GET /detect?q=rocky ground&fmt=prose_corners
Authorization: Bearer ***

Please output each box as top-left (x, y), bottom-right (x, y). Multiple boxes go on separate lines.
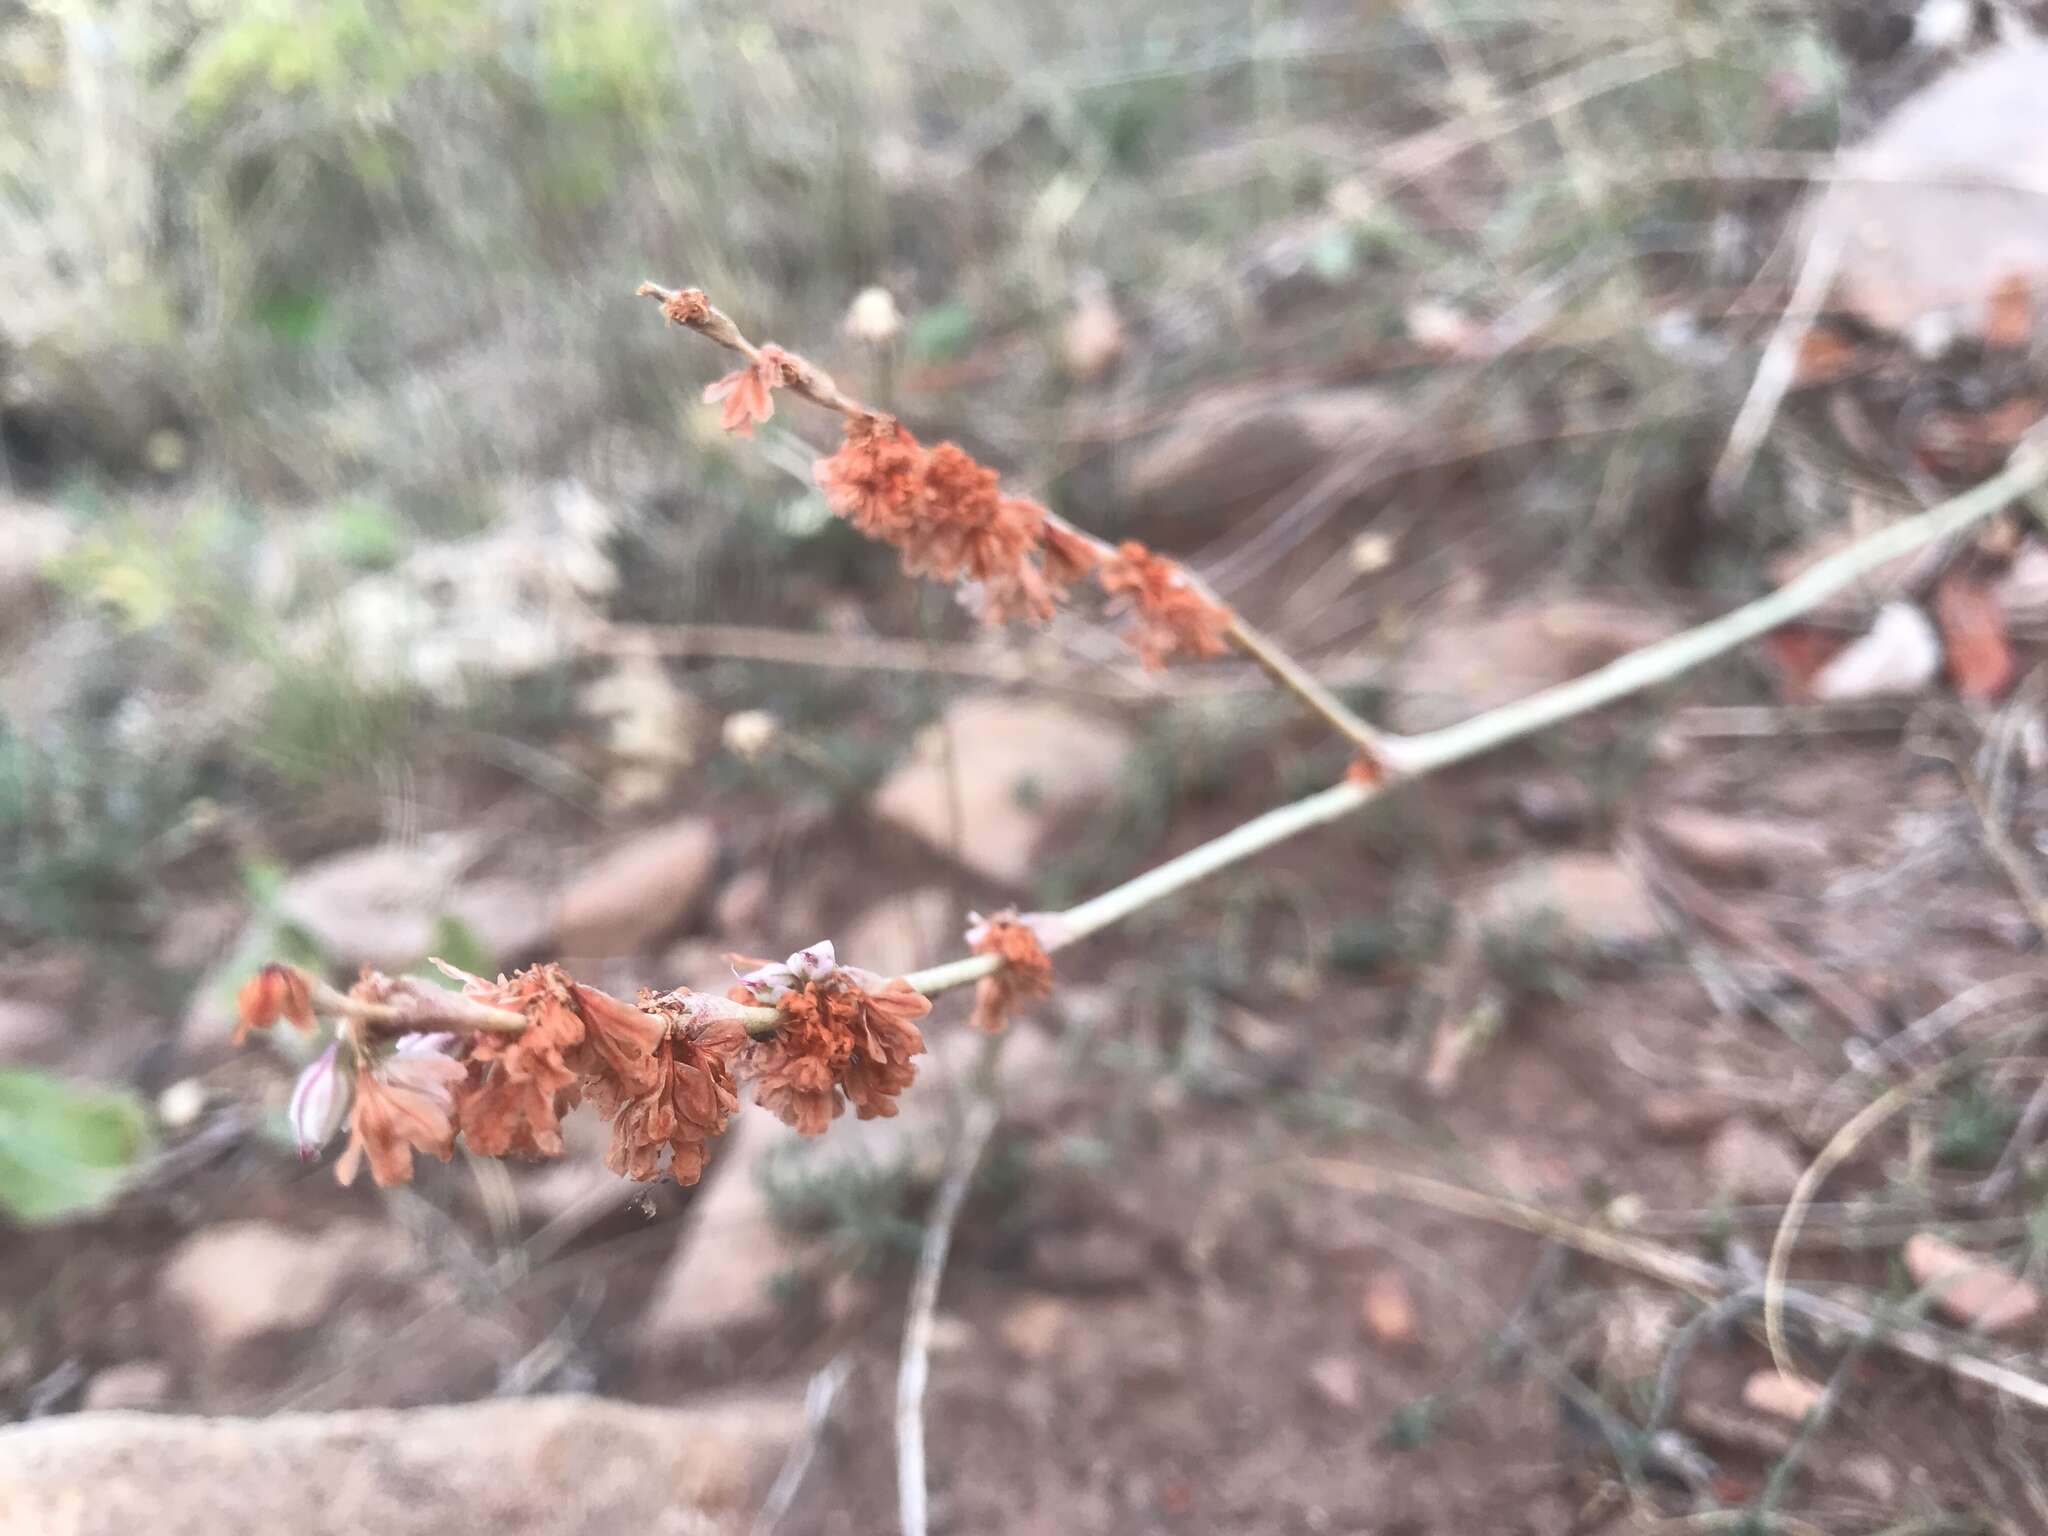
top-left (9, 9), bottom-right (2048, 1536)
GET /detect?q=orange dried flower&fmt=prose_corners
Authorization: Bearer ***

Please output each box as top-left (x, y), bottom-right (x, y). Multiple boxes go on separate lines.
top-left (1096, 539), bottom-right (1233, 669)
top-left (733, 945), bottom-right (930, 1132)
top-left (451, 964), bottom-right (664, 1159)
top-left (744, 984), bottom-right (851, 1135)
top-left (839, 973), bottom-right (930, 1120)
top-left (1040, 520), bottom-right (1101, 592)
top-left (814, 413), bottom-right (926, 540)
top-left (704, 344), bottom-right (798, 437)
top-left (966, 910), bottom-right (1056, 1035)
top-left (334, 1037), bottom-right (466, 1188)
top-left (656, 286), bottom-right (711, 328)
top-left (905, 442), bottom-right (1006, 581)
top-left (596, 992), bottom-right (745, 1185)
top-left (234, 963), bottom-right (316, 1045)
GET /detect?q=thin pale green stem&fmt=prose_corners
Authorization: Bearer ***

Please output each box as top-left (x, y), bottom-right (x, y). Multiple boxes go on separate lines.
top-left (899, 441), bottom-right (2048, 1006)
top-left (1385, 446), bottom-right (2048, 774)
top-left (1224, 615), bottom-right (1395, 765)
top-left (643, 290), bottom-right (2047, 1028)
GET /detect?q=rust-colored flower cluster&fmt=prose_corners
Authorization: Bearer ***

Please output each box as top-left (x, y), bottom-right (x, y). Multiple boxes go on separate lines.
top-left (639, 280), bottom-right (1238, 670)
top-left (1096, 540), bottom-right (1233, 668)
top-left (727, 941), bottom-right (931, 1134)
top-left (811, 414), bottom-right (1228, 666)
top-left (966, 910), bottom-right (1059, 1035)
top-left (233, 941), bottom-right (950, 1191)
top-left (593, 988), bottom-right (744, 1185)
top-left (236, 961), bottom-right (755, 1191)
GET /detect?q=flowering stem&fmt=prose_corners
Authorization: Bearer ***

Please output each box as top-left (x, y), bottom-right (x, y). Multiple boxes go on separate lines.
top-left (900, 435), bottom-right (2048, 1000)
top-left (637, 279), bottom-right (1402, 758)
top-left (305, 977), bottom-right (529, 1034)
top-left (1222, 613), bottom-right (1395, 765)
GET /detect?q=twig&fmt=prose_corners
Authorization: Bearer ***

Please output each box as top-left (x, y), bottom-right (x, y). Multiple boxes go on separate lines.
top-left (1630, 828), bottom-right (1886, 1042)
top-left (1305, 1157), bottom-right (2048, 1413)
top-left (752, 1353), bottom-right (855, 1536)
top-left (1764, 1030), bottom-right (2040, 1383)
top-left (895, 1098), bottom-right (999, 1536)
top-left (589, 618), bottom-right (1385, 698)
top-left (1707, 219), bottom-right (1843, 515)
top-left (1973, 1074), bottom-right (2048, 1208)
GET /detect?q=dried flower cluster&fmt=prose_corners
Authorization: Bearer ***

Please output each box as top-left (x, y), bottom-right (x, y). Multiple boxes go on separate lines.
top-left (235, 942), bottom-right (940, 1191)
top-left (727, 942), bottom-right (930, 1134)
top-left (812, 413), bottom-right (1227, 666)
top-left (966, 910), bottom-right (1059, 1035)
top-left (236, 960), bottom-right (755, 1190)
top-left (637, 281), bottom-right (1234, 671)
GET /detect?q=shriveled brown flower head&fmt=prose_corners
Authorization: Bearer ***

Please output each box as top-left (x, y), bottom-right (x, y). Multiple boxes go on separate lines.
top-left (594, 990), bottom-right (747, 1186)
top-left (450, 963), bottom-right (657, 1160)
top-left (704, 344), bottom-right (800, 438)
top-left (811, 418), bottom-right (1082, 631)
top-left (1097, 540), bottom-right (1233, 669)
top-left (334, 1034), bottom-right (467, 1188)
top-left (234, 963), bottom-right (316, 1045)
top-left (727, 943), bottom-right (930, 1133)
top-left (966, 910), bottom-right (1059, 1035)
top-left (815, 412), bottom-right (926, 541)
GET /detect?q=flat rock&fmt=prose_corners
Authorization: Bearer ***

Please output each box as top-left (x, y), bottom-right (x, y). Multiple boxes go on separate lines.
top-left (1706, 1119), bottom-right (1805, 1204)
top-left (1389, 600), bottom-right (1678, 732)
top-left (78, 1362), bottom-right (171, 1414)
top-left (870, 697), bottom-right (1132, 887)
top-left (837, 885), bottom-right (960, 978)
top-left (1478, 852), bottom-right (1662, 953)
top-left (554, 815), bottom-right (721, 958)
top-left (1904, 1232), bottom-right (2042, 1333)
top-left (0, 1393), bottom-right (798, 1536)
top-left (275, 834), bottom-right (553, 974)
top-left (1651, 807), bottom-right (1831, 885)
top-left (636, 1115), bottom-right (807, 1357)
top-left (1804, 38), bottom-right (2048, 341)
top-left (156, 1220), bottom-right (407, 1385)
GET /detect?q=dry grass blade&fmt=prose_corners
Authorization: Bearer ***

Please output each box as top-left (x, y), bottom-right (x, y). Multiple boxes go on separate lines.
top-left (1304, 1157), bottom-right (2048, 1414)
top-left (897, 1098), bottom-right (999, 1536)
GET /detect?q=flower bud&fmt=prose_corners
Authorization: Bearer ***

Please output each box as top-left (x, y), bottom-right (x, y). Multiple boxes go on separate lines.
top-left (289, 1043), bottom-right (353, 1160)
top-left (234, 963), bottom-right (317, 1045)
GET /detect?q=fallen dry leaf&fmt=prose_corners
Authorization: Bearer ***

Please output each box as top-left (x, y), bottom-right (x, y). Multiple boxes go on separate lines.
top-left (1933, 572), bottom-right (2015, 700)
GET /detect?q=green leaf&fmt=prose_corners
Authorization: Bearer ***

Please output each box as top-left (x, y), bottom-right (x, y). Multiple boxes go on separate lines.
top-left (0, 1069), bottom-right (154, 1226)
